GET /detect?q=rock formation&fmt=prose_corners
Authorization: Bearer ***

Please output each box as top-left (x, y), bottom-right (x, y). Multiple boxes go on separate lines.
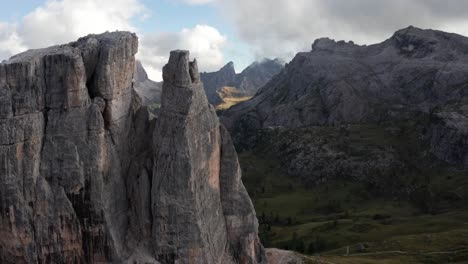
top-left (222, 26), bottom-right (468, 169)
top-left (0, 32), bottom-right (264, 263)
top-left (201, 59), bottom-right (283, 106)
top-left (150, 50), bottom-right (264, 263)
top-left (429, 112), bottom-right (468, 167)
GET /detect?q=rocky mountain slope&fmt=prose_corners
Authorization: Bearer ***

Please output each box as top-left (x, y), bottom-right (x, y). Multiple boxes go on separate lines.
top-left (201, 59), bottom-right (283, 105)
top-left (222, 26), bottom-right (468, 262)
top-left (0, 32), bottom-right (265, 263)
top-left (201, 62), bottom-right (237, 105)
top-left (223, 26), bottom-right (468, 170)
top-left (134, 60), bottom-right (162, 107)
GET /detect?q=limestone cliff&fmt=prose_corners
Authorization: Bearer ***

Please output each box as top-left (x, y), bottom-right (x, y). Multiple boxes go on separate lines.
top-left (0, 32), bottom-right (264, 264)
top-left (150, 50), bottom-right (264, 263)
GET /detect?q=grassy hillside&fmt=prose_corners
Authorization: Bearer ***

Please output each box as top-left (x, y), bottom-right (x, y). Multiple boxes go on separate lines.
top-left (216, 95), bottom-right (252, 110)
top-left (239, 144), bottom-right (468, 263)
top-left (215, 86), bottom-right (253, 110)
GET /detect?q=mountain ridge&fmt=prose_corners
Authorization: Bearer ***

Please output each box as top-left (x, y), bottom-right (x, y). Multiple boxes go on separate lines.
top-left (222, 26), bottom-right (468, 168)
top-left (201, 58), bottom-right (284, 105)
top-left (220, 26), bottom-right (468, 262)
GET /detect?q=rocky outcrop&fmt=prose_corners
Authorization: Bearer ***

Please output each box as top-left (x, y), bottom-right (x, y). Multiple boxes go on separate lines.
top-left (201, 59), bottom-right (283, 106)
top-left (151, 50), bottom-right (264, 263)
top-left (252, 126), bottom-right (403, 187)
top-left (0, 33), bottom-right (264, 263)
top-left (430, 112), bottom-right (468, 168)
top-left (222, 27), bottom-right (468, 169)
top-left (134, 60), bottom-right (162, 107)
top-left (0, 31), bottom-right (141, 263)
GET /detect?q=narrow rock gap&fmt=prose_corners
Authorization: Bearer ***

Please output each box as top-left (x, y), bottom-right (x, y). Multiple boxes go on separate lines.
top-left (86, 70), bottom-right (98, 100)
top-left (84, 47), bottom-right (101, 100)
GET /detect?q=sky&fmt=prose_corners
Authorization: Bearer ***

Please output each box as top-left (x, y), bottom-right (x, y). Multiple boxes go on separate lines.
top-left (1, 0), bottom-right (468, 81)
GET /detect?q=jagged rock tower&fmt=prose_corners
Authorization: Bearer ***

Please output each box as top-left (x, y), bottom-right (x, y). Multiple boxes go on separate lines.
top-left (151, 50), bottom-right (265, 263)
top-left (0, 33), bottom-right (264, 263)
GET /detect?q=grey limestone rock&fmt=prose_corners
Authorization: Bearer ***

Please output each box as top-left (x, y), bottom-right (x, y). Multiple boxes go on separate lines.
top-left (0, 31), bottom-right (141, 263)
top-left (430, 112), bottom-right (468, 167)
top-left (152, 50), bottom-right (265, 264)
top-left (0, 34), bottom-right (264, 264)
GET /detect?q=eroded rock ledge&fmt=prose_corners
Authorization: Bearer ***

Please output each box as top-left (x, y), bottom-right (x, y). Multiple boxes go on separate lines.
top-left (0, 33), bottom-right (264, 264)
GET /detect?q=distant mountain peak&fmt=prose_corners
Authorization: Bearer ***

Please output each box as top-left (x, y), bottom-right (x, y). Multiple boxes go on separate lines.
top-left (135, 60), bottom-right (148, 83)
top-left (219, 61), bottom-right (236, 73)
top-left (311, 37), bottom-right (357, 52)
top-left (200, 58), bottom-right (283, 105)
top-left (222, 26), bottom-right (468, 168)
top-left (225, 61), bottom-right (235, 67)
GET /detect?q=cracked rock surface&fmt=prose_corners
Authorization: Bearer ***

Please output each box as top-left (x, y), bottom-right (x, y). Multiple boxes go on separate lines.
top-left (0, 33), bottom-right (264, 264)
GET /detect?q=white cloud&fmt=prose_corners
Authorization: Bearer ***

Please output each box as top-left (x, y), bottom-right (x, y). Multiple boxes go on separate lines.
top-left (0, 22), bottom-right (27, 60)
top-left (0, 0), bottom-right (227, 82)
top-left (139, 25), bottom-right (227, 81)
top-left (0, 0), bottom-right (146, 60)
top-left (214, 0), bottom-right (468, 61)
top-left (179, 25), bottom-right (226, 71)
top-left (19, 0), bottom-right (146, 49)
top-left (6, 0), bottom-right (468, 82)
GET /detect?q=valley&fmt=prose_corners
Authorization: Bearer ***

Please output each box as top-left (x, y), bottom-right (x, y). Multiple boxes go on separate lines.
top-left (241, 142), bottom-right (468, 263)
top-left (222, 28), bottom-right (468, 262)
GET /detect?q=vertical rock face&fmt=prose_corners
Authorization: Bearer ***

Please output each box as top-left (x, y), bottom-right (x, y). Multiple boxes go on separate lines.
top-left (152, 50), bottom-right (264, 263)
top-left (0, 32), bottom-right (140, 264)
top-left (0, 35), bottom-right (264, 263)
